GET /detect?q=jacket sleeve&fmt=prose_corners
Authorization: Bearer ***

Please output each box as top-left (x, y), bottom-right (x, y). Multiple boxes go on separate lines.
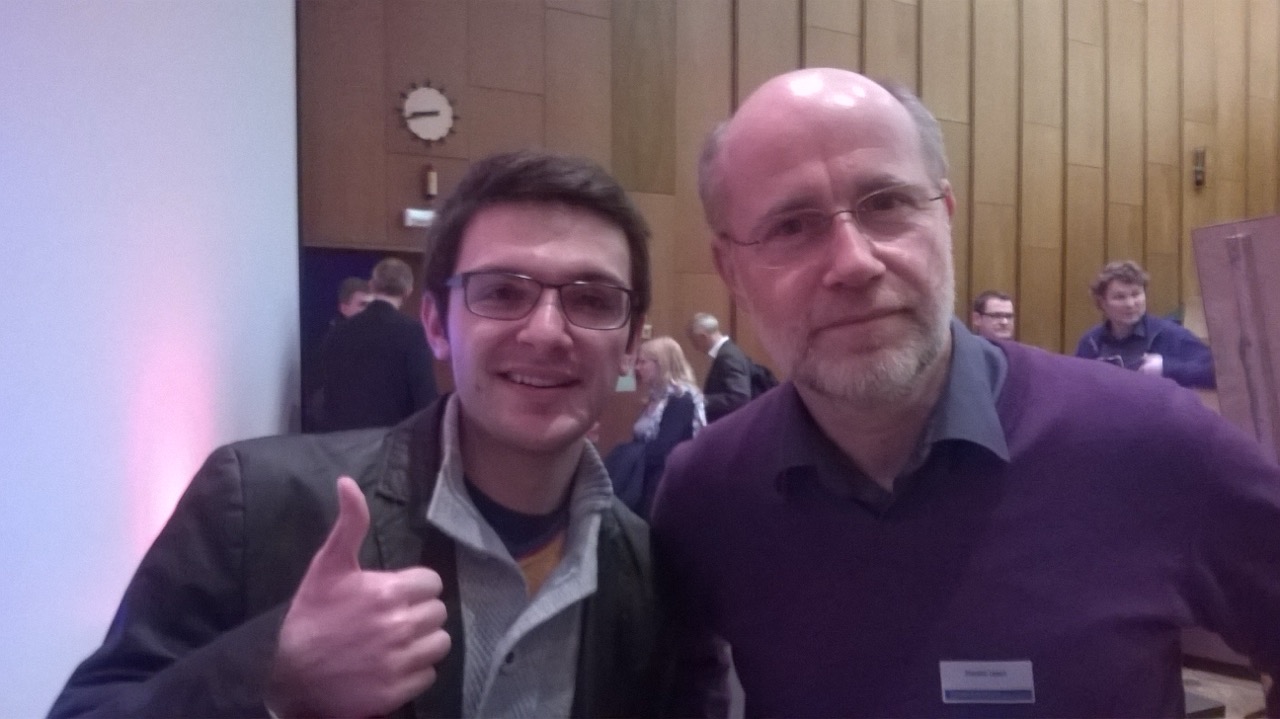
top-left (703, 350), bottom-right (752, 421)
top-left (1156, 324), bottom-right (1216, 389)
top-left (48, 446), bottom-right (287, 718)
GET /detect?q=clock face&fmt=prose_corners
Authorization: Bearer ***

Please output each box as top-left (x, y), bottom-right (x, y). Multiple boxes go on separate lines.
top-left (401, 85), bottom-right (455, 144)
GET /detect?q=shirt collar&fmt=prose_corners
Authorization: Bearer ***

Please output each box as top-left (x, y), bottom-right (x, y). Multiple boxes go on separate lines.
top-left (771, 318), bottom-right (1010, 507)
top-left (426, 395), bottom-right (612, 558)
top-left (1106, 313), bottom-right (1149, 341)
top-left (708, 335), bottom-right (730, 358)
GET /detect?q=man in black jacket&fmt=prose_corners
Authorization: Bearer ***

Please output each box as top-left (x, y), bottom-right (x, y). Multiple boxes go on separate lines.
top-left (315, 257), bottom-right (438, 431)
top-left (688, 312), bottom-right (753, 421)
top-left (49, 151), bottom-right (672, 718)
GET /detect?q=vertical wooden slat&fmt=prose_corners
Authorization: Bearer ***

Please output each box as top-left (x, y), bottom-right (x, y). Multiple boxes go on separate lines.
top-left (612, 0), bottom-right (676, 194)
top-left (1182, 1), bottom-right (1216, 306)
top-left (546, 8), bottom-right (612, 166)
top-left (1064, 0), bottom-right (1106, 348)
top-left (736, 0), bottom-right (802, 101)
top-left (805, 0), bottom-right (862, 70)
top-left (1146, 0), bottom-right (1181, 309)
top-left (921, 0), bottom-right (971, 316)
top-left (970, 0), bottom-right (1018, 302)
top-left (863, 0), bottom-right (920, 90)
top-left (1249, 0), bottom-right (1280, 215)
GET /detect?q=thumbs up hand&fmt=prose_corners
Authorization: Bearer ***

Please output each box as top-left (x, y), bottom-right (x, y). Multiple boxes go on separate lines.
top-left (267, 476), bottom-right (451, 718)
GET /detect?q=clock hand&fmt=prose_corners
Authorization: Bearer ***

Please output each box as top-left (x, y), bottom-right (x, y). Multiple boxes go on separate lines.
top-left (405, 109), bottom-right (441, 119)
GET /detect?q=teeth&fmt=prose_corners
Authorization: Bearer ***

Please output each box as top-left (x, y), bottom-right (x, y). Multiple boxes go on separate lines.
top-left (507, 373), bottom-right (567, 388)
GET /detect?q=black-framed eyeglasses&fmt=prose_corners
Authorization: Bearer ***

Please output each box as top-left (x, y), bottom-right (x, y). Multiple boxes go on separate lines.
top-left (445, 271), bottom-right (634, 331)
top-left (978, 311), bottom-right (1015, 321)
top-left (727, 183), bottom-right (946, 268)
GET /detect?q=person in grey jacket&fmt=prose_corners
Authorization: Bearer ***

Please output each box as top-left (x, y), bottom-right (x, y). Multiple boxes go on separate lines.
top-left (49, 150), bottom-right (673, 718)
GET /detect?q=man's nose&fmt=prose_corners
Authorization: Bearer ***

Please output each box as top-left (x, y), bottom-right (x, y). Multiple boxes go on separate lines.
top-left (519, 288), bottom-right (572, 340)
top-left (824, 211), bottom-right (885, 286)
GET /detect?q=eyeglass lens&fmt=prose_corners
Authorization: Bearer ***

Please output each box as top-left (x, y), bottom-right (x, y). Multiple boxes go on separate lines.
top-left (460, 271), bottom-right (630, 330)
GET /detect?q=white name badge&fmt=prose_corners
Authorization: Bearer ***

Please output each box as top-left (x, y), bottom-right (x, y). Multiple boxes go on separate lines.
top-left (939, 660), bottom-right (1035, 704)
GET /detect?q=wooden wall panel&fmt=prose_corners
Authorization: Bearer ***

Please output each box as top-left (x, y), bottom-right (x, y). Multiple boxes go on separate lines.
top-left (1064, 164), bottom-right (1105, 348)
top-left (468, 1), bottom-right (545, 93)
top-left (1247, 0), bottom-right (1279, 216)
top-left (1067, 41), bottom-right (1104, 169)
top-left (940, 120), bottom-right (972, 317)
top-left (863, 0), bottom-right (920, 90)
top-left (970, 202), bottom-right (1017, 299)
top-left (1146, 161), bottom-right (1182, 257)
top-left (674, 0), bottom-right (731, 276)
top-left (737, 0), bottom-right (801, 101)
top-left (384, 1), bottom-right (467, 159)
top-left (1215, 0), bottom-right (1248, 186)
top-left (545, 9), bottom-right (612, 165)
top-left (921, 0), bottom-right (971, 124)
top-left (1106, 0), bottom-right (1144, 207)
top-left (806, 0), bottom-right (862, 34)
top-left (1022, 0), bottom-right (1063, 129)
top-left (1182, 119), bottom-right (1215, 301)
top-left (464, 88), bottom-right (544, 158)
top-left (631, 191), bottom-right (678, 339)
top-left (1019, 245), bottom-right (1064, 350)
top-left (1146, 0), bottom-right (1180, 167)
top-left (298, 1), bottom-right (387, 248)
top-left (612, 0), bottom-right (676, 194)
top-left (1107, 201), bottom-right (1144, 263)
top-left (1182, 0), bottom-right (1215, 124)
top-left (1247, 101), bottom-right (1279, 217)
top-left (546, 0), bottom-right (609, 17)
top-left (804, 26), bottom-right (861, 70)
top-left (971, 0), bottom-right (1018, 206)
top-left (1021, 124), bottom-right (1064, 251)
top-left (1067, 0), bottom-right (1103, 45)
top-left (1144, 250), bottom-right (1181, 322)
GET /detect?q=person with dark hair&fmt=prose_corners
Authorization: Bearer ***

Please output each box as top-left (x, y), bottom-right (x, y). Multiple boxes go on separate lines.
top-left (49, 150), bottom-right (671, 718)
top-left (651, 68), bottom-right (1280, 717)
top-left (969, 289), bottom-right (1014, 341)
top-left (336, 275), bottom-right (371, 320)
top-left (1075, 259), bottom-right (1215, 388)
top-left (314, 256), bottom-right (438, 431)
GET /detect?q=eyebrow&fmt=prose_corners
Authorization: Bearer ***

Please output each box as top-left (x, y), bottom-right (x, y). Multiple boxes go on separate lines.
top-left (460, 265), bottom-right (631, 288)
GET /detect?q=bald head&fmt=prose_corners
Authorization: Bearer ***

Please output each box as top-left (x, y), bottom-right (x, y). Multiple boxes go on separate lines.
top-left (698, 69), bottom-right (948, 234)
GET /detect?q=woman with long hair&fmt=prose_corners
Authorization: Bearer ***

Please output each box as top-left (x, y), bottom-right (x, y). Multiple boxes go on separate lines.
top-left (606, 336), bottom-right (706, 518)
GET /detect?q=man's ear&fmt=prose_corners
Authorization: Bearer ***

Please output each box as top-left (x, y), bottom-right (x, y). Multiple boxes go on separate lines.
top-left (711, 237), bottom-right (747, 305)
top-left (940, 179), bottom-right (956, 218)
top-left (421, 292), bottom-right (451, 361)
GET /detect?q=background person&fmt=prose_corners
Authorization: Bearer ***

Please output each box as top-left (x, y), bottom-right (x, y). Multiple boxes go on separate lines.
top-left (335, 275), bottom-right (371, 321)
top-left (686, 312), bottom-right (753, 421)
top-left (49, 150), bottom-right (672, 719)
top-left (651, 67), bottom-right (1280, 718)
top-left (969, 289), bottom-right (1014, 341)
top-left (1074, 259), bottom-right (1216, 388)
top-left (315, 257), bottom-right (439, 431)
top-left (605, 336), bottom-right (705, 519)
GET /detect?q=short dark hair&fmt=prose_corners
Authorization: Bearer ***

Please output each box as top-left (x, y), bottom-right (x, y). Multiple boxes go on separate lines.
top-left (337, 276), bottom-right (368, 303)
top-left (422, 150), bottom-right (651, 334)
top-left (369, 257), bottom-right (414, 297)
top-left (1090, 260), bottom-right (1150, 298)
top-left (972, 290), bottom-right (1012, 314)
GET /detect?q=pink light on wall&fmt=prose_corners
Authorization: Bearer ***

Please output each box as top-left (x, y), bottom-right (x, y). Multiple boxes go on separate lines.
top-left (124, 320), bottom-right (216, 556)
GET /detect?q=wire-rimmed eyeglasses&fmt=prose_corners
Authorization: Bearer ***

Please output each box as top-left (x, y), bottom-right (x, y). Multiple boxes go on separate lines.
top-left (445, 270), bottom-right (634, 331)
top-left (727, 183), bottom-right (946, 268)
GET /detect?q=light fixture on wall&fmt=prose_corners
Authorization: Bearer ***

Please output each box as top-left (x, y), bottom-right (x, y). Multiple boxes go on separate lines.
top-left (1193, 147), bottom-right (1206, 188)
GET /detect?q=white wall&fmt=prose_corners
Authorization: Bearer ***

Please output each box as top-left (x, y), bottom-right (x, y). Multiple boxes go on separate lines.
top-left (0, 2), bottom-right (298, 715)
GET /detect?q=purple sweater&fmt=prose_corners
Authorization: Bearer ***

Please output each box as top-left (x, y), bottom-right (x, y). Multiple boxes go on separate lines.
top-left (652, 335), bottom-right (1280, 718)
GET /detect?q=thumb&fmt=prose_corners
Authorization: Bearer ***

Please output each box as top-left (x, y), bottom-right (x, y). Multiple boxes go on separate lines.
top-left (308, 476), bottom-right (371, 578)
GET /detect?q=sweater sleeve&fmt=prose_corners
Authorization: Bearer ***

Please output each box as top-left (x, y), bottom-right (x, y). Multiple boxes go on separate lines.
top-left (1156, 323), bottom-right (1216, 388)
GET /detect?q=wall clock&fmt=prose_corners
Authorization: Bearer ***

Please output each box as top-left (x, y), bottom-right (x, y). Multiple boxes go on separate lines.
top-left (399, 82), bottom-right (456, 146)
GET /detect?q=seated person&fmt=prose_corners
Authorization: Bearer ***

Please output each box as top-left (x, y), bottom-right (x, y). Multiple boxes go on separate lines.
top-left (1075, 259), bottom-right (1216, 388)
top-left (606, 336), bottom-right (705, 519)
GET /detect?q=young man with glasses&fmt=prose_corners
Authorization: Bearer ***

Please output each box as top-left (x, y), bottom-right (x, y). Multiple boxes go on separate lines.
top-left (651, 68), bottom-right (1280, 717)
top-left (50, 151), bottom-right (672, 718)
top-left (969, 289), bottom-right (1016, 341)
